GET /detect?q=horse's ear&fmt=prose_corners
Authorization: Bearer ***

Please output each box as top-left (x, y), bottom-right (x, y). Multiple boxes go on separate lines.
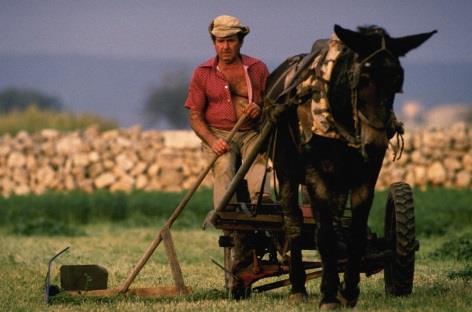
top-left (389, 30), bottom-right (437, 57)
top-left (334, 24), bottom-right (377, 57)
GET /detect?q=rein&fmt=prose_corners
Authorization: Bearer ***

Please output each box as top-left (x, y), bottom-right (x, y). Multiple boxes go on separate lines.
top-left (347, 35), bottom-right (403, 158)
top-left (358, 111), bottom-right (386, 130)
top-left (349, 36), bottom-right (390, 138)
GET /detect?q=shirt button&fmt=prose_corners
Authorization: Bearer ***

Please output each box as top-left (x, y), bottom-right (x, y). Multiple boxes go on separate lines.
top-left (225, 85), bottom-right (228, 89)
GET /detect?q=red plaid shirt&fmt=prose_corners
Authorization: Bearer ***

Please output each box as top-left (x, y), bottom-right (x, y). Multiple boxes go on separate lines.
top-left (185, 54), bottom-right (269, 131)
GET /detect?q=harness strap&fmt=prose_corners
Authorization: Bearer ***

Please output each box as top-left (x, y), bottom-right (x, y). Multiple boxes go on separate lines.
top-left (269, 128), bottom-right (280, 201)
top-left (265, 54), bottom-right (306, 101)
top-left (389, 131), bottom-right (404, 161)
top-left (347, 35), bottom-right (402, 155)
top-left (275, 51), bottom-right (321, 102)
top-left (358, 110), bottom-right (387, 130)
top-left (331, 120), bottom-right (361, 148)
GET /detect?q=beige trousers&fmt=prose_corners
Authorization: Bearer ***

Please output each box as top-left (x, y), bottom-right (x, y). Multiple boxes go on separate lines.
top-left (202, 127), bottom-right (271, 209)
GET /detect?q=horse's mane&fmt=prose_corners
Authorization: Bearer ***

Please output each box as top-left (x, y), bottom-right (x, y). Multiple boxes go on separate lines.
top-left (357, 25), bottom-right (389, 36)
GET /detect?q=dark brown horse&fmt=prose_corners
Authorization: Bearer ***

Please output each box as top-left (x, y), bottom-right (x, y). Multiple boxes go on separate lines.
top-left (264, 25), bottom-right (435, 309)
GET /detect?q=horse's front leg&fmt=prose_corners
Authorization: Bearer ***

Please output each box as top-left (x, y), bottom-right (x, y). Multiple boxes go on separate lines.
top-left (341, 154), bottom-right (385, 306)
top-left (278, 176), bottom-right (306, 295)
top-left (339, 184), bottom-right (373, 306)
top-left (304, 165), bottom-right (340, 305)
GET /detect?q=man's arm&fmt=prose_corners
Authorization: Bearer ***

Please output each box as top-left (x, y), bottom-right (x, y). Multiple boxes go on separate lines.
top-left (189, 109), bottom-right (229, 155)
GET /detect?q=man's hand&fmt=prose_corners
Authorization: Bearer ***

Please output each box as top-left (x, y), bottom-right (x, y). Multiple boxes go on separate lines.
top-left (210, 138), bottom-right (230, 155)
top-left (244, 102), bottom-right (262, 119)
top-left (190, 110), bottom-right (230, 155)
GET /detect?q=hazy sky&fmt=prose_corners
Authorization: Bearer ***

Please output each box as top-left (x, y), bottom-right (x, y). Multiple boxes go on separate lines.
top-left (1, 0), bottom-right (470, 64)
top-left (1, 0), bottom-right (471, 127)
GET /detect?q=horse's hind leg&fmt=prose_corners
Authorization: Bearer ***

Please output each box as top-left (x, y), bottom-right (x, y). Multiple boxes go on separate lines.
top-left (279, 177), bottom-right (306, 295)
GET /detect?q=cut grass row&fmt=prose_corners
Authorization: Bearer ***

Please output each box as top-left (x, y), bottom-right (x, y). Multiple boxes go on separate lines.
top-left (0, 226), bottom-right (471, 311)
top-left (0, 187), bottom-right (470, 311)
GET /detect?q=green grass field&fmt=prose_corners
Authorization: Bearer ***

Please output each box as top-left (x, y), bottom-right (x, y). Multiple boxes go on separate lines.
top-left (0, 188), bottom-right (471, 311)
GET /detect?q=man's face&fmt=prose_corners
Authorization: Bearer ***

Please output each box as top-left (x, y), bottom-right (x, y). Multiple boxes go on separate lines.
top-left (214, 35), bottom-right (242, 64)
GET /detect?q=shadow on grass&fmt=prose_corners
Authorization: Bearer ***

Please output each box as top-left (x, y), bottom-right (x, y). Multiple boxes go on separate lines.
top-left (48, 286), bottom-right (307, 306)
top-left (48, 287), bottom-right (229, 306)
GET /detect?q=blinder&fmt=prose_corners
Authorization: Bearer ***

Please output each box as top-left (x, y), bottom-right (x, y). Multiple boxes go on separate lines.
top-left (345, 35), bottom-right (405, 158)
top-left (349, 36), bottom-right (403, 95)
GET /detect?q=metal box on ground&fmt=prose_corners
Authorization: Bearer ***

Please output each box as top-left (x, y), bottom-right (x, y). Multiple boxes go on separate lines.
top-left (60, 265), bottom-right (108, 291)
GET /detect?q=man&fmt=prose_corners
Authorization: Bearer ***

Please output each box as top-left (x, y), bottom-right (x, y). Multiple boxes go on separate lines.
top-left (184, 15), bottom-right (271, 297)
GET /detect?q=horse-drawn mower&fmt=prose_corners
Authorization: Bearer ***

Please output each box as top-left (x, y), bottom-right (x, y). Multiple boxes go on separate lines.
top-left (210, 180), bottom-right (418, 297)
top-left (44, 24), bottom-right (434, 307)
top-left (201, 25), bottom-right (434, 302)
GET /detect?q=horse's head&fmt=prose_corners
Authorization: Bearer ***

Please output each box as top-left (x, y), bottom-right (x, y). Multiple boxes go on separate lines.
top-left (333, 25), bottom-right (436, 155)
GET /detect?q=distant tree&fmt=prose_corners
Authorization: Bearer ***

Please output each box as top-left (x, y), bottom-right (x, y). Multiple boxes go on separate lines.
top-left (0, 87), bottom-right (63, 114)
top-left (144, 70), bottom-right (190, 129)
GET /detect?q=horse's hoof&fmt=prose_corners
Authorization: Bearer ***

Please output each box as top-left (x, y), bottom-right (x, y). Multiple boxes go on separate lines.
top-left (288, 291), bottom-right (308, 303)
top-left (337, 286), bottom-right (359, 308)
top-left (319, 301), bottom-right (341, 311)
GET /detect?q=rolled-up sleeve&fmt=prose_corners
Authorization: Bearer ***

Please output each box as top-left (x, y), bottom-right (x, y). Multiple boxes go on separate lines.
top-left (184, 68), bottom-right (207, 112)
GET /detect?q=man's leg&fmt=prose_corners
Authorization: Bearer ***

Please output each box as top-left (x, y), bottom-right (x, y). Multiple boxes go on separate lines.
top-left (240, 130), bottom-right (271, 202)
top-left (201, 130), bottom-right (238, 209)
top-left (202, 130), bottom-right (248, 296)
top-left (204, 130), bottom-right (260, 298)
top-left (224, 130), bottom-right (269, 298)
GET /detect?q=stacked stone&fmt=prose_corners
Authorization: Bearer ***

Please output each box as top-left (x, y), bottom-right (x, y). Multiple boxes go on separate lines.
top-left (377, 122), bottom-right (471, 190)
top-left (0, 123), bottom-right (470, 197)
top-left (0, 126), bottom-right (210, 197)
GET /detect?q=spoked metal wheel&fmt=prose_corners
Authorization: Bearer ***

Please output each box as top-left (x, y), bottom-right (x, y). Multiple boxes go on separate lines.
top-left (383, 182), bottom-right (418, 296)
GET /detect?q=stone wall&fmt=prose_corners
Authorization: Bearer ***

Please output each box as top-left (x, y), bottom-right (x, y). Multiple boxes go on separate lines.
top-left (0, 126), bottom-right (209, 197)
top-left (0, 123), bottom-right (470, 197)
top-left (377, 122), bottom-right (471, 190)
